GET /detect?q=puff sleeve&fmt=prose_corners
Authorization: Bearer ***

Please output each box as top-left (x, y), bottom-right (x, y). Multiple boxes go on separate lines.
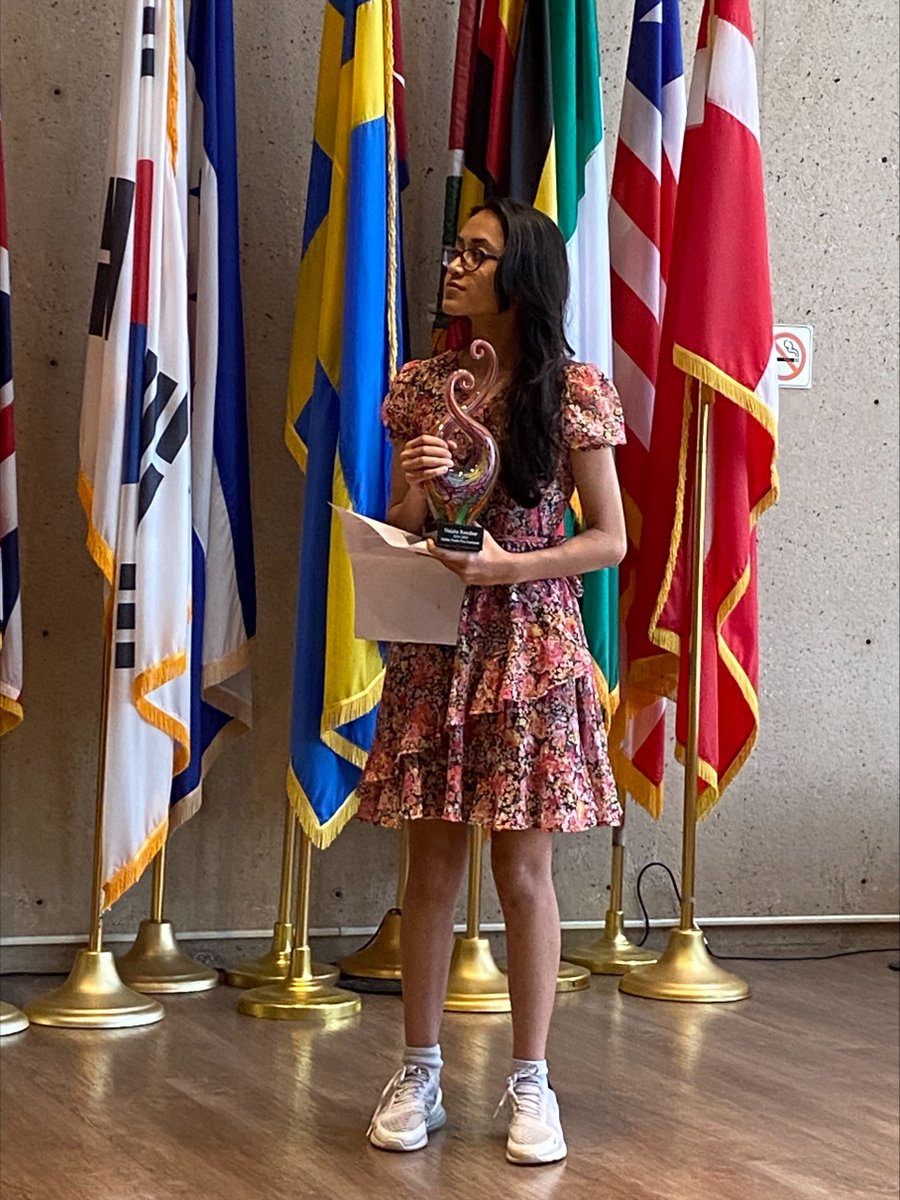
top-left (380, 359), bottom-right (424, 442)
top-left (561, 362), bottom-right (626, 450)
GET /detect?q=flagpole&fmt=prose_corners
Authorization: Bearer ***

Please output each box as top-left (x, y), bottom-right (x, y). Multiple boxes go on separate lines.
top-left (564, 797), bottom-right (659, 973)
top-left (444, 826), bottom-right (511, 1012)
top-left (225, 802), bottom-right (338, 989)
top-left (24, 633), bottom-right (165, 1028)
top-left (444, 825), bottom-right (590, 1008)
top-left (116, 842), bottom-right (219, 992)
top-left (237, 831), bottom-right (360, 1022)
top-left (619, 382), bottom-right (749, 1002)
top-left (382, 0), bottom-right (400, 373)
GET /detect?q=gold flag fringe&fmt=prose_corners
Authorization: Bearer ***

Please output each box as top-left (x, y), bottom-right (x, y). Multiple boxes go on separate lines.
top-left (77, 472), bottom-right (115, 584)
top-left (634, 348), bottom-right (778, 813)
top-left (0, 694), bottom-right (24, 735)
top-left (134, 649), bottom-right (191, 774)
top-left (102, 815), bottom-right (169, 910)
top-left (286, 763), bottom-right (359, 850)
top-left (166, 0), bottom-right (179, 172)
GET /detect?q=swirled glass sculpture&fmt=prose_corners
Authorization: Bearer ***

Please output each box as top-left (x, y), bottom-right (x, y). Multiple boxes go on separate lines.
top-left (424, 339), bottom-right (500, 548)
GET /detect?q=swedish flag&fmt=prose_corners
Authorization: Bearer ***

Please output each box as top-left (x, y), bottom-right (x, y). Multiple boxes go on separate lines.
top-left (285, 0), bottom-right (408, 846)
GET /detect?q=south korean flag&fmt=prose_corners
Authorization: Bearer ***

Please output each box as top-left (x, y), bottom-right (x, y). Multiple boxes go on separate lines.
top-left (79, 0), bottom-right (192, 908)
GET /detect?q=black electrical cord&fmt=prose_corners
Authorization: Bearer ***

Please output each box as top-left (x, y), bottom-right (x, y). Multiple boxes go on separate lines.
top-left (0, 971), bottom-right (74, 980)
top-left (714, 946), bottom-right (900, 962)
top-left (634, 860), bottom-right (681, 946)
top-left (633, 859), bottom-right (899, 963)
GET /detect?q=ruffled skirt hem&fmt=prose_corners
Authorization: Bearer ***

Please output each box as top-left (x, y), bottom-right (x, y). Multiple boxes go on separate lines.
top-left (356, 576), bottom-right (622, 833)
top-left (357, 675), bottom-right (622, 834)
top-left (355, 801), bottom-right (620, 834)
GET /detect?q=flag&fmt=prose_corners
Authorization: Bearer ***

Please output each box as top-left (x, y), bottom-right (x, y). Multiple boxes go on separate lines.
top-left (434, 0), bottom-right (533, 345)
top-left (436, 0), bottom-right (610, 364)
top-left (78, 0), bottom-right (192, 907)
top-left (284, 0), bottom-right (408, 847)
top-left (607, 0), bottom-right (686, 816)
top-left (436, 0), bottom-right (619, 720)
top-left (545, 0), bottom-right (617, 720)
top-left (0, 115), bottom-right (24, 734)
top-left (619, 0), bottom-right (778, 816)
top-left (171, 0), bottom-right (257, 825)
top-left (547, 0), bottom-right (612, 375)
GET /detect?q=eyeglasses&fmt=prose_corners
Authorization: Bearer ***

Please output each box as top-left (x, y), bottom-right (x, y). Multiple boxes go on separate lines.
top-left (441, 245), bottom-right (501, 273)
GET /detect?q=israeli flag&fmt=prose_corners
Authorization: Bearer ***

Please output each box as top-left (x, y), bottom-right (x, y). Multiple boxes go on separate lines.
top-left (173, 0), bottom-right (256, 826)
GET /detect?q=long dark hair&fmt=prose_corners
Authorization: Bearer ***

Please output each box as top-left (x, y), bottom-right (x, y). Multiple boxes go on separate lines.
top-left (475, 198), bottom-right (571, 507)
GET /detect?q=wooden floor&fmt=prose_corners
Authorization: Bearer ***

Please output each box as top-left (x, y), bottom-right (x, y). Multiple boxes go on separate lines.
top-left (1, 953), bottom-right (898, 1200)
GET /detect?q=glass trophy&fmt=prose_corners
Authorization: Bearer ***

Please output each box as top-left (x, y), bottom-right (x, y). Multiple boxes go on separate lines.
top-left (425, 339), bottom-right (500, 551)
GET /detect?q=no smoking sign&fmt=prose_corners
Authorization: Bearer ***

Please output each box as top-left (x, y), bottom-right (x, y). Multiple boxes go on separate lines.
top-left (774, 324), bottom-right (813, 389)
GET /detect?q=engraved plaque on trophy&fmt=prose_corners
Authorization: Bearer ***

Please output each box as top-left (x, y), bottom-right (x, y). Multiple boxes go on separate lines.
top-left (424, 339), bottom-right (500, 552)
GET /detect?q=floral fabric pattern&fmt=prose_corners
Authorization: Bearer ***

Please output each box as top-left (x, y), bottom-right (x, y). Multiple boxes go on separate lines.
top-left (356, 351), bottom-right (625, 833)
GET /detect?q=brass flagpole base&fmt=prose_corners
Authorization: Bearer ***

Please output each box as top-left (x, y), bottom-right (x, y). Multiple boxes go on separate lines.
top-left (237, 948), bottom-right (360, 1023)
top-left (116, 920), bottom-right (219, 993)
top-left (24, 949), bottom-right (165, 1028)
top-left (564, 910), bottom-right (659, 975)
top-left (339, 908), bottom-right (403, 981)
top-left (224, 922), bottom-right (338, 989)
top-left (444, 936), bottom-right (511, 1013)
top-left (224, 922), bottom-right (293, 989)
top-left (0, 1002), bottom-right (29, 1036)
top-left (556, 960), bottom-right (591, 992)
top-left (618, 928), bottom-right (749, 1003)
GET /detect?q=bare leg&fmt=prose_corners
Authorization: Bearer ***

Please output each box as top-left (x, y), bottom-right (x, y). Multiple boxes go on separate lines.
top-left (401, 819), bottom-right (469, 1047)
top-left (491, 830), bottom-right (559, 1061)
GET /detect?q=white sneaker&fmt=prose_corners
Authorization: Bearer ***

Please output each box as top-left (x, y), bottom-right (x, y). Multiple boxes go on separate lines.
top-left (495, 1066), bottom-right (567, 1165)
top-left (367, 1064), bottom-right (447, 1152)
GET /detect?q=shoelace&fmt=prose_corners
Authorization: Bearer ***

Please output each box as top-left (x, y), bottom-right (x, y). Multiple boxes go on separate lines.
top-left (493, 1067), bottom-right (547, 1120)
top-left (367, 1064), bottom-right (434, 1136)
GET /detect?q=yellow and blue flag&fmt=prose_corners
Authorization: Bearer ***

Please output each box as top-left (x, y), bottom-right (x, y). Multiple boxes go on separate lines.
top-left (285, 0), bottom-right (408, 847)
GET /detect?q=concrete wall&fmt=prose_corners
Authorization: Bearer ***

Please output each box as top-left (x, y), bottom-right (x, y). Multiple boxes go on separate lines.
top-left (1, 0), bottom-right (897, 961)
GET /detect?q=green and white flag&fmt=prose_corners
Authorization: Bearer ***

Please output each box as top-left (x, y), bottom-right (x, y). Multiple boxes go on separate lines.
top-left (550, 0), bottom-right (618, 722)
top-left (551, 0), bottom-right (612, 377)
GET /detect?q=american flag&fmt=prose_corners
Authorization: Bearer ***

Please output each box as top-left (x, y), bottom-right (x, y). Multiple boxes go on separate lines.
top-left (608, 0), bottom-right (686, 816)
top-left (0, 114), bottom-right (23, 735)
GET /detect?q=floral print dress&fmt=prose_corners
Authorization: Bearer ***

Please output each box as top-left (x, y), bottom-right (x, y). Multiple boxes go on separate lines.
top-left (356, 351), bottom-right (625, 833)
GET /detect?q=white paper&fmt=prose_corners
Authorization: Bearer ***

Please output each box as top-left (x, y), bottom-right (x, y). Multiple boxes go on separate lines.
top-left (333, 507), bottom-right (466, 645)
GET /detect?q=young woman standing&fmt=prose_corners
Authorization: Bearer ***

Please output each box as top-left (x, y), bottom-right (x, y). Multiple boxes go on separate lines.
top-left (357, 198), bottom-right (626, 1166)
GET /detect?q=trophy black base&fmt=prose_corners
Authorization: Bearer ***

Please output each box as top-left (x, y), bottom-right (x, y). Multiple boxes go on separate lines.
top-left (435, 523), bottom-right (484, 552)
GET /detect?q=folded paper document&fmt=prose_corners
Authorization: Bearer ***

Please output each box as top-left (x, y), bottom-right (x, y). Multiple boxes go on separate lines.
top-left (333, 507), bottom-right (466, 645)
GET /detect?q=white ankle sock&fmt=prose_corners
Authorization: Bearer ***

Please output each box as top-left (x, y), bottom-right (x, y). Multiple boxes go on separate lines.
top-left (511, 1057), bottom-right (548, 1080)
top-left (403, 1044), bottom-right (442, 1073)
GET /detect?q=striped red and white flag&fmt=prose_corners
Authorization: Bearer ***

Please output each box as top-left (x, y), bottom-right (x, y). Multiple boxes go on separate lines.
top-left (608, 0), bottom-right (686, 816)
top-left (0, 114), bottom-right (24, 735)
top-left (618, 0), bottom-right (778, 816)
